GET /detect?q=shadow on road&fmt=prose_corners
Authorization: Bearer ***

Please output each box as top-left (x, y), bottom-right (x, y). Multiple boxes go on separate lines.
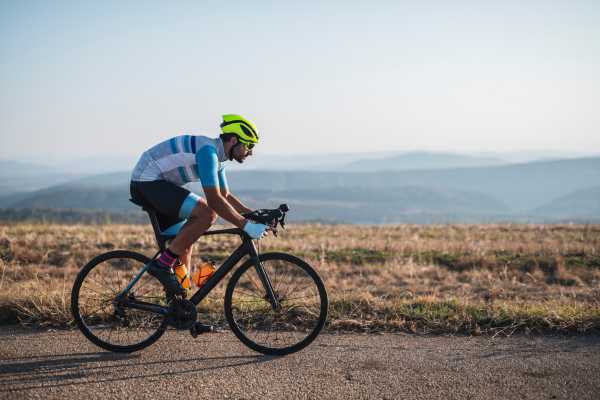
top-left (0, 350), bottom-right (278, 393)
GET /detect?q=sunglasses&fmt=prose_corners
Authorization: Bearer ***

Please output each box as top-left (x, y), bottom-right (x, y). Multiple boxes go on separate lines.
top-left (239, 140), bottom-right (255, 150)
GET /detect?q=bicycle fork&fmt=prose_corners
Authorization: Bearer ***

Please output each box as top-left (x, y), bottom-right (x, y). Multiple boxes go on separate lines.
top-left (247, 241), bottom-right (280, 310)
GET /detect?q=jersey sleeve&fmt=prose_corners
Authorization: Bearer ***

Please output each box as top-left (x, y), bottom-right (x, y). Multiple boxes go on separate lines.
top-left (195, 145), bottom-right (220, 188)
top-left (218, 167), bottom-right (229, 192)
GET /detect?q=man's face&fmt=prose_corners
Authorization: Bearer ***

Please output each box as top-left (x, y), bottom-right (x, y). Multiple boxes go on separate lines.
top-left (232, 141), bottom-right (253, 163)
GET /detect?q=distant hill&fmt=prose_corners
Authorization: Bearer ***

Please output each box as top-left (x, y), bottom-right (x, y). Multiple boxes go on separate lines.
top-left (0, 171), bottom-right (132, 208)
top-left (532, 187), bottom-right (600, 219)
top-left (248, 186), bottom-right (509, 212)
top-left (0, 207), bottom-right (146, 224)
top-left (227, 156), bottom-right (600, 211)
top-left (0, 160), bottom-right (82, 193)
top-left (3, 184), bottom-right (134, 211)
top-left (0, 183), bottom-right (510, 223)
top-left (64, 171), bottom-right (132, 188)
top-left (342, 152), bottom-right (506, 172)
top-left (0, 160), bottom-right (51, 175)
top-left (1, 156), bottom-right (599, 223)
top-left (234, 186), bottom-right (511, 223)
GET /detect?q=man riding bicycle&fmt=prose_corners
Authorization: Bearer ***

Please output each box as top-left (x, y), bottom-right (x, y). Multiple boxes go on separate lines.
top-left (130, 114), bottom-right (268, 296)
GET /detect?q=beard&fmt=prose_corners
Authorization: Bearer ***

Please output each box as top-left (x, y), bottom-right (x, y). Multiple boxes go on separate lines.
top-left (230, 142), bottom-right (247, 163)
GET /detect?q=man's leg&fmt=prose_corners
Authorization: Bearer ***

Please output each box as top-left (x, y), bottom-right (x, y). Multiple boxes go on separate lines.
top-left (168, 198), bottom-right (218, 256)
top-left (182, 245), bottom-right (193, 269)
top-left (132, 181), bottom-right (215, 295)
top-left (148, 200), bottom-right (216, 295)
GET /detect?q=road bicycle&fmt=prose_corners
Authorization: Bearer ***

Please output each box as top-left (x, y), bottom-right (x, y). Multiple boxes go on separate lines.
top-left (71, 203), bottom-right (328, 356)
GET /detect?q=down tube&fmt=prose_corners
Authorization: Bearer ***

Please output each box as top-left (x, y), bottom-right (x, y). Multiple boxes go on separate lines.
top-left (189, 243), bottom-right (249, 305)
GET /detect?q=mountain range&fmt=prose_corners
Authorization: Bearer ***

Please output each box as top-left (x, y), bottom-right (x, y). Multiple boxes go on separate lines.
top-left (0, 154), bottom-right (598, 224)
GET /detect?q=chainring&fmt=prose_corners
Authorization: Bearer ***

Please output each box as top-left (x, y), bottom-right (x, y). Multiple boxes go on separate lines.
top-left (166, 298), bottom-right (198, 330)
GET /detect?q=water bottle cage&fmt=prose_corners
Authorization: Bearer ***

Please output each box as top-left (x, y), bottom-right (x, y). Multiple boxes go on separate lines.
top-left (243, 204), bottom-right (289, 237)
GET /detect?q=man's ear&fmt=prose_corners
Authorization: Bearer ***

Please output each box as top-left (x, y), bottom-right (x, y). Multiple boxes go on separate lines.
top-left (226, 136), bottom-right (238, 146)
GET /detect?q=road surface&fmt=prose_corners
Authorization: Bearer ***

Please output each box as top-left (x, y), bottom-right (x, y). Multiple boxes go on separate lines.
top-left (1, 327), bottom-right (599, 399)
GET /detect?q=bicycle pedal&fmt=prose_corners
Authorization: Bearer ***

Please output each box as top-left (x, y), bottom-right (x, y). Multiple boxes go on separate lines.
top-left (189, 322), bottom-right (214, 338)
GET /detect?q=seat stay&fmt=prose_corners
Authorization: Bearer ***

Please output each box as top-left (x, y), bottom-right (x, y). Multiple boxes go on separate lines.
top-left (116, 250), bottom-right (160, 299)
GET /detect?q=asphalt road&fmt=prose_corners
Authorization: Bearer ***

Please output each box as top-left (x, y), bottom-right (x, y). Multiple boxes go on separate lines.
top-left (1, 327), bottom-right (599, 400)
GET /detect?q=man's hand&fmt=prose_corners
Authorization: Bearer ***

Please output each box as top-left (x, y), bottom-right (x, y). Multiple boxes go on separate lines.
top-left (243, 220), bottom-right (268, 239)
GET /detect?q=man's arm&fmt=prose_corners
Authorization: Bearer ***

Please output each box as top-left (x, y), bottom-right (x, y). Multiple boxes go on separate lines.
top-left (222, 190), bottom-right (252, 214)
top-left (217, 167), bottom-right (252, 214)
top-left (196, 146), bottom-right (246, 228)
top-left (204, 187), bottom-right (246, 228)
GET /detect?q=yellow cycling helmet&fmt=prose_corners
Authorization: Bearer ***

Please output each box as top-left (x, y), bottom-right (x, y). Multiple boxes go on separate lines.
top-left (220, 114), bottom-right (259, 145)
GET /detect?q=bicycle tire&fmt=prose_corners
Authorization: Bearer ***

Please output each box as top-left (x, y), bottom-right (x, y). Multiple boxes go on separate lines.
top-left (71, 250), bottom-right (168, 353)
top-left (224, 252), bottom-right (328, 356)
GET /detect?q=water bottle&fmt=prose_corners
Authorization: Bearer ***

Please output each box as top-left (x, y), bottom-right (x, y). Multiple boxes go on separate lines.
top-left (192, 261), bottom-right (216, 288)
top-left (174, 263), bottom-right (191, 290)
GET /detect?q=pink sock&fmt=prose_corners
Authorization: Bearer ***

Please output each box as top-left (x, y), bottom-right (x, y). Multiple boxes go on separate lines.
top-left (156, 249), bottom-right (179, 268)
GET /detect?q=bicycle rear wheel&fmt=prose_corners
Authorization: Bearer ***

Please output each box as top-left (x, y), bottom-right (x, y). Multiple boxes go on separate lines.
top-left (224, 252), bottom-right (328, 356)
top-left (71, 250), bottom-right (168, 353)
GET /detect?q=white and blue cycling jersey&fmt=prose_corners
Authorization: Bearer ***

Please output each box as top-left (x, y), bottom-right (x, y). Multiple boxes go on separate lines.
top-left (131, 135), bottom-right (229, 190)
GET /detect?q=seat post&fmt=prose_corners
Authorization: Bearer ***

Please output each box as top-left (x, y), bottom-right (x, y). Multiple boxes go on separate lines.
top-left (145, 208), bottom-right (169, 251)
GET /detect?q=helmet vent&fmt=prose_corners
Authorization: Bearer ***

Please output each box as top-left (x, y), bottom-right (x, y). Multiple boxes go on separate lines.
top-left (240, 125), bottom-right (255, 139)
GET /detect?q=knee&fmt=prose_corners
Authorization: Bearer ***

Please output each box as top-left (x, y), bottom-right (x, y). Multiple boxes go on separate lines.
top-left (190, 202), bottom-right (218, 226)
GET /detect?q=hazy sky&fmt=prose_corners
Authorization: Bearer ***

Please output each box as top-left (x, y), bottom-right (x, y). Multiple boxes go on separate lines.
top-left (1, 0), bottom-right (599, 162)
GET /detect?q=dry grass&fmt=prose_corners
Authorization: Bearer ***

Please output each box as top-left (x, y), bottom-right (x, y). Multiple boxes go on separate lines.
top-left (1, 223), bottom-right (599, 335)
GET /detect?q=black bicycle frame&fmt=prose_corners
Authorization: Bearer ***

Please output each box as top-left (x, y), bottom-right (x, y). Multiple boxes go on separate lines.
top-left (121, 228), bottom-right (279, 316)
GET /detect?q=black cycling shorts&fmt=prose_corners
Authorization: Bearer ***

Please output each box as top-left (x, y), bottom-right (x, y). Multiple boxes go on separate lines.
top-left (130, 180), bottom-right (201, 228)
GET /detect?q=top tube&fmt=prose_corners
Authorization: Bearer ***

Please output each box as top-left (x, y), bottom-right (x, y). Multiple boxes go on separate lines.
top-left (201, 228), bottom-right (244, 237)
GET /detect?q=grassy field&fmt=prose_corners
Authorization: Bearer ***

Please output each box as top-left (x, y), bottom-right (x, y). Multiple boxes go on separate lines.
top-left (1, 223), bottom-right (599, 335)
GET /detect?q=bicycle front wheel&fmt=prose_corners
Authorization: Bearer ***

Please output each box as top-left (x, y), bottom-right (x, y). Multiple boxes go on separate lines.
top-left (71, 250), bottom-right (168, 353)
top-left (224, 252), bottom-right (328, 356)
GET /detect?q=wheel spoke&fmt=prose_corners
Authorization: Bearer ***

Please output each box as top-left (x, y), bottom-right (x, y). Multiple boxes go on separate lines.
top-left (227, 254), bottom-right (327, 355)
top-left (73, 252), bottom-right (167, 351)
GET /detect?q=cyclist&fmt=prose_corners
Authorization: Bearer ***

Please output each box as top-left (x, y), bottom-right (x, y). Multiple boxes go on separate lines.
top-left (130, 114), bottom-right (268, 296)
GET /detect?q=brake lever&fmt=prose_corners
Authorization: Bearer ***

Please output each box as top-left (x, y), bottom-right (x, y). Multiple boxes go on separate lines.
top-left (268, 219), bottom-right (278, 237)
top-left (271, 211), bottom-right (287, 237)
top-left (246, 205), bottom-right (288, 237)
